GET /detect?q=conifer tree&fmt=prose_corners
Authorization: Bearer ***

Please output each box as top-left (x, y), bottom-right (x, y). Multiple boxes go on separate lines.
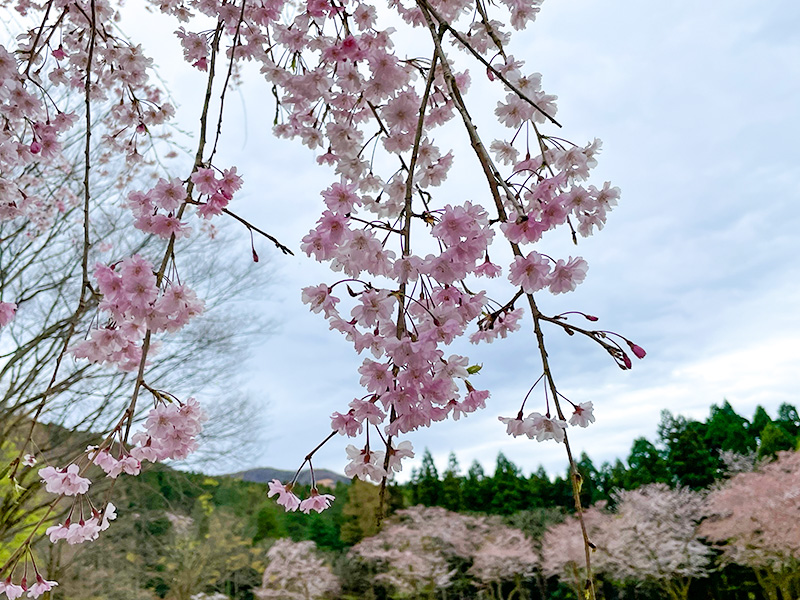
top-left (440, 452), bottom-right (463, 512)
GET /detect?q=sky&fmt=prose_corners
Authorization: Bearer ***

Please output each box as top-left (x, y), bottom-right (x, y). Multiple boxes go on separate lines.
top-left (124, 0), bottom-right (800, 479)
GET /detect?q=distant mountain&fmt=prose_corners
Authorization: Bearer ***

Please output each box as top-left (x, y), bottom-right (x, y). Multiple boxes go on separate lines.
top-left (229, 467), bottom-right (350, 487)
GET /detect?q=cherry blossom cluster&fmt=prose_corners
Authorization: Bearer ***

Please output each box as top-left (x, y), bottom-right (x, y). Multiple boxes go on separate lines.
top-left (352, 506), bottom-right (539, 596)
top-left (255, 539), bottom-right (340, 599)
top-left (70, 255), bottom-right (204, 371)
top-left (0, 396), bottom-right (206, 596)
top-left (0, 1), bottom-right (176, 236)
top-left (542, 485), bottom-right (712, 599)
top-left (267, 479), bottom-right (336, 514)
top-left (2, 0), bottom-right (253, 593)
top-left (499, 400), bottom-right (595, 444)
top-left (0, 577), bottom-right (58, 600)
top-left (230, 0), bottom-right (642, 506)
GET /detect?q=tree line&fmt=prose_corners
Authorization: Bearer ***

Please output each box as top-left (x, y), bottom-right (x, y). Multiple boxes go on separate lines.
top-left (3, 400), bottom-right (798, 599)
top-left (408, 401), bottom-right (800, 514)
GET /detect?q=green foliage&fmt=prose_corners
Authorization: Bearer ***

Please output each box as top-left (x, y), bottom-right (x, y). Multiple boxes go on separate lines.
top-left (0, 441), bottom-right (51, 566)
top-left (462, 460), bottom-right (487, 512)
top-left (410, 448), bottom-right (442, 506)
top-left (705, 401), bottom-right (756, 455)
top-left (626, 438), bottom-right (669, 487)
top-left (597, 459), bottom-right (627, 501)
top-left (776, 402), bottom-right (800, 438)
top-left (488, 452), bottom-right (527, 514)
top-left (440, 452), bottom-right (462, 512)
top-left (658, 411), bottom-right (718, 488)
top-left (749, 405), bottom-right (772, 439)
top-left (757, 422), bottom-right (796, 459)
top-left (340, 479), bottom-right (381, 545)
top-left (575, 452), bottom-right (601, 507)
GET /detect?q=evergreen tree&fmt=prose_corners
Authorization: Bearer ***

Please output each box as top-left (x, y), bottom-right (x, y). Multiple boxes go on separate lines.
top-left (757, 422), bottom-right (796, 459)
top-left (440, 452), bottom-right (463, 512)
top-left (462, 460), bottom-right (487, 512)
top-left (528, 465), bottom-right (555, 508)
top-left (253, 501), bottom-right (283, 543)
top-left (550, 473), bottom-right (574, 510)
top-left (658, 410), bottom-right (718, 488)
top-left (776, 402), bottom-right (800, 438)
top-left (598, 459), bottom-right (628, 502)
top-left (411, 448), bottom-right (442, 506)
top-left (704, 401), bottom-right (756, 455)
top-left (576, 452), bottom-right (602, 506)
top-left (626, 437), bottom-right (669, 488)
top-left (488, 452), bottom-right (527, 514)
top-left (749, 405), bottom-right (773, 440)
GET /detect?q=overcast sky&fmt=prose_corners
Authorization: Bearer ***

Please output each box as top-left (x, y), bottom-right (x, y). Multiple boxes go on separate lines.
top-left (127, 0), bottom-right (800, 479)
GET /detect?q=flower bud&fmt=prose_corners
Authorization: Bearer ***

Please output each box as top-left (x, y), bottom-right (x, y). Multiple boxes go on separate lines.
top-left (627, 341), bottom-right (646, 359)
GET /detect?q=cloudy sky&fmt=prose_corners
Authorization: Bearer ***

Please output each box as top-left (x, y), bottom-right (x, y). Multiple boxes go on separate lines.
top-left (127, 0), bottom-right (800, 479)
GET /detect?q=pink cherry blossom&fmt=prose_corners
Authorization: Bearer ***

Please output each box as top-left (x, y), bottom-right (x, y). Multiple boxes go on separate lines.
top-left (548, 256), bottom-right (589, 294)
top-left (267, 479), bottom-right (301, 512)
top-left (344, 444), bottom-right (386, 481)
top-left (498, 415), bottom-right (530, 437)
top-left (508, 251), bottom-right (551, 294)
top-left (526, 412), bottom-right (568, 443)
top-left (331, 410), bottom-right (363, 436)
top-left (0, 302), bottom-right (16, 327)
top-left (26, 577), bottom-right (57, 599)
top-left (569, 401), bottom-right (596, 428)
top-left (39, 464), bottom-right (91, 496)
top-left (299, 490), bottom-right (336, 514)
top-left (2, 581), bottom-right (24, 600)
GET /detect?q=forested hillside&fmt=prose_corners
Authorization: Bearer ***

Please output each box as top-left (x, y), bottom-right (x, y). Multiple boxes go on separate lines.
top-left (6, 400), bottom-right (798, 600)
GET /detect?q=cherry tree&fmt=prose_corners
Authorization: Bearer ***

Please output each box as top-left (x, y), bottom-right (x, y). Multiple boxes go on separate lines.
top-left (469, 525), bottom-right (539, 600)
top-left (254, 538), bottom-right (339, 600)
top-left (599, 484), bottom-right (712, 600)
top-left (701, 450), bottom-right (800, 600)
top-left (542, 486), bottom-right (712, 600)
top-left (540, 505), bottom-right (609, 598)
top-left (350, 506), bottom-right (480, 596)
top-left (351, 505), bottom-right (537, 598)
top-left (0, 0), bottom-right (641, 595)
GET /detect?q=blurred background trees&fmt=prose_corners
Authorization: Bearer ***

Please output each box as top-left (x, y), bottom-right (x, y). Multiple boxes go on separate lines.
top-left (6, 399), bottom-right (794, 600)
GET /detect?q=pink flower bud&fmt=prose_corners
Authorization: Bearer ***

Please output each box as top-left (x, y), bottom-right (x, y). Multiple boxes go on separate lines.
top-left (486, 66), bottom-right (495, 81)
top-left (585, 314), bottom-right (598, 321)
top-left (621, 353), bottom-right (632, 369)
top-left (628, 341), bottom-right (646, 359)
top-left (30, 141), bottom-right (42, 154)
top-left (53, 45), bottom-right (67, 60)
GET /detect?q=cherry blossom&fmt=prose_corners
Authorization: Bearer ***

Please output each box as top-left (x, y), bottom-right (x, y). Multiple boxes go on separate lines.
top-left (569, 402), bottom-right (596, 428)
top-left (267, 480), bottom-right (301, 512)
top-left (299, 489), bottom-right (336, 514)
top-left (0, 302), bottom-right (16, 327)
top-left (38, 465), bottom-right (91, 496)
